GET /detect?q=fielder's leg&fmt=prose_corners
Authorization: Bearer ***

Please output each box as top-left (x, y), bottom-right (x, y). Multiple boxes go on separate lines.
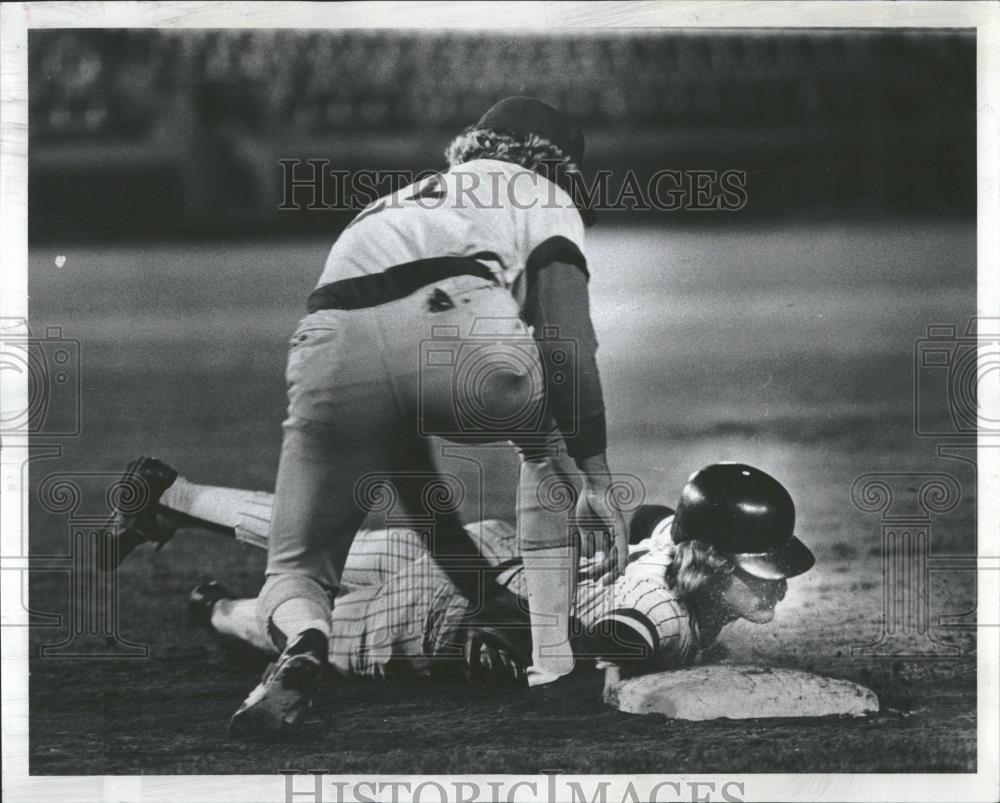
top-left (229, 415), bottom-right (396, 736)
top-left (389, 439), bottom-right (499, 609)
top-left (513, 429), bottom-right (579, 687)
top-left (193, 547), bottom-right (469, 680)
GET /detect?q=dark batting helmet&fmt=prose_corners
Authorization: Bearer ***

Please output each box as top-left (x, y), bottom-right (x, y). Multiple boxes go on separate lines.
top-left (671, 463), bottom-right (815, 580)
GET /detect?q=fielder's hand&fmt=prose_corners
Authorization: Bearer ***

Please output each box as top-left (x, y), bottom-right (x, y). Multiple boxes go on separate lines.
top-left (574, 485), bottom-right (629, 586)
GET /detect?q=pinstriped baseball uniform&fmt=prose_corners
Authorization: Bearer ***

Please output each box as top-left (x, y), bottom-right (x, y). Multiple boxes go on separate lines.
top-left (238, 502), bottom-right (703, 677)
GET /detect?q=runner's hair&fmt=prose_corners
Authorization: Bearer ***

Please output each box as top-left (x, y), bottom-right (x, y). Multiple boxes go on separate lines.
top-left (665, 539), bottom-right (736, 599)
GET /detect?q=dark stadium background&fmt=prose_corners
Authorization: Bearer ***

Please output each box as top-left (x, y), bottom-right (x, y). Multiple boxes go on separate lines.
top-left (26, 28), bottom-right (978, 774)
top-left (29, 28), bottom-right (975, 237)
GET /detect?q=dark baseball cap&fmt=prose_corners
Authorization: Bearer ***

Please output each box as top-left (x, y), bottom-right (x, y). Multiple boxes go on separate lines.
top-left (477, 96), bottom-right (585, 165)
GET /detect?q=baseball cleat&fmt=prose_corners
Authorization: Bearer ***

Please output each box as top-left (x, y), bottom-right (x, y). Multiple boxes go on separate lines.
top-left (227, 628), bottom-right (328, 737)
top-left (188, 581), bottom-right (236, 629)
top-left (103, 456), bottom-right (179, 571)
top-left (526, 664), bottom-right (607, 712)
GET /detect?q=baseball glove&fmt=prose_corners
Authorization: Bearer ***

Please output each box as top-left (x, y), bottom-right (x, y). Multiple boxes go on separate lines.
top-left (460, 587), bottom-right (533, 685)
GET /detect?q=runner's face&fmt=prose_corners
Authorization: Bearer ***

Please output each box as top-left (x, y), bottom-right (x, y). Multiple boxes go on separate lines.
top-left (719, 569), bottom-right (787, 623)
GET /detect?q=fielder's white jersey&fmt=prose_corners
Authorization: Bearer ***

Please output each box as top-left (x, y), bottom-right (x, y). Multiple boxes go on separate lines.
top-left (317, 158), bottom-right (587, 309)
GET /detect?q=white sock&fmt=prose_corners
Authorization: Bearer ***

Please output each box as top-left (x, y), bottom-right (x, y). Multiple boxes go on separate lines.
top-left (211, 598), bottom-right (276, 654)
top-left (159, 478), bottom-right (248, 528)
top-left (271, 597), bottom-right (332, 644)
top-left (521, 545), bottom-right (577, 686)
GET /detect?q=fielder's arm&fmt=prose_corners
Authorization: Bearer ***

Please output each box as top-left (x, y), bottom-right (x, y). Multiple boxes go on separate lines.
top-left (522, 259), bottom-right (606, 465)
top-left (523, 258), bottom-right (629, 579)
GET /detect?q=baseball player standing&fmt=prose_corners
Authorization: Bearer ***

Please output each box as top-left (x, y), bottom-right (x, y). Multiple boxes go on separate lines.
top-left (228, 97), bottom-right (628, 734)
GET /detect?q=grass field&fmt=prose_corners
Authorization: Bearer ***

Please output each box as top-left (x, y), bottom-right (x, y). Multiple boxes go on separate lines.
top-left (25, 217), bottom-right (978, 774)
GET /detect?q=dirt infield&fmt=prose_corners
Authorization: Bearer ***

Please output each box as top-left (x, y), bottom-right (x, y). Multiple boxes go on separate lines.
top-left (25, 220), bottom-right (977, 774)
top-left (26, 552), bottom-right (976, 774)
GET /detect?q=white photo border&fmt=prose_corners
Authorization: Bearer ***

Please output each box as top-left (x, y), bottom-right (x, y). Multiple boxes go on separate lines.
top-left (1, 2), bottom-right (997, 801)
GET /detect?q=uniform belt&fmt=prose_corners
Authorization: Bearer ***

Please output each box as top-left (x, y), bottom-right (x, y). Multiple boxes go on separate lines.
top-left (307, 256), bottom-right (497, 312)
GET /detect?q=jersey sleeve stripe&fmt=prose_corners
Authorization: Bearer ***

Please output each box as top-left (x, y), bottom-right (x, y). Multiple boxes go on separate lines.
top-left (598, 608), bottom-right (661, 656)
top-left (525, 235), bottom-right (589, 286)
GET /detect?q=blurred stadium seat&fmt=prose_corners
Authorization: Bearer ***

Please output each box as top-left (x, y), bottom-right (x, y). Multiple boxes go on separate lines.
top-left (30, 28), bottom-right (974, 136)
top-left (27, 28), bottom-right (975, 237)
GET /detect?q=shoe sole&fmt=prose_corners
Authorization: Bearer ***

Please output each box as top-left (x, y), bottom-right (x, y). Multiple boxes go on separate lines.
top-left (227, 654), bottom-right (323, 737)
